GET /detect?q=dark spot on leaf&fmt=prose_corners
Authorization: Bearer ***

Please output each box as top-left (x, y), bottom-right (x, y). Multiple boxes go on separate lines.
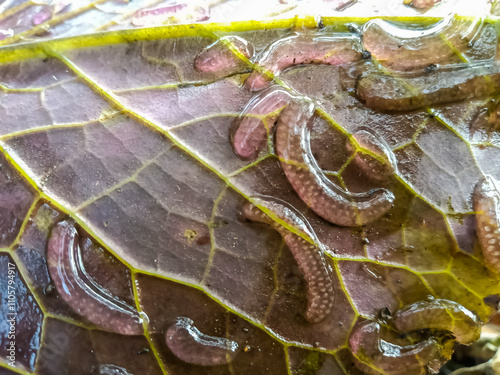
top-left (196, 235), bottom-right (210, 246)
top-left (379, 307), bottom-right (392, 319)
top-left (209, 220), bottom-right (229, 229)
top-left (425, 64), bottom-right (438, 73)
top-left (44, 283), bottom-right (56, 296)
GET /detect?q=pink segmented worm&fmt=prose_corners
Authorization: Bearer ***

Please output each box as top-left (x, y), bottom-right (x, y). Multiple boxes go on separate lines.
top-left (231, 86), bottom-right (293, 160)
top-left (194, 36), bottom-right (254, 74)
top-left (325, 0), bottom-right (357, 11)
top-left (242, 201), bottom-right (335, 324)
top-left (165, 317), bottom-right (239, 366)
top-left (393, 299), bottom-right (481, 345)
top-left (362, 16), bottom-right (480, 71)
top-left (47, 221), bottom-right (144, 335)
top-left (131, 3), bottom-right (209, 27)
top-left (410, 0), bottom-right (440, 9)
top-left (245, 32), bottom-right (363, 91)
top-left (347, 128), bottom-right (397, 182)
top-left (276, 99), bottom-right (395, 226)
top-left (251, 195), bottom-right (318, 241)
top-left (356, 62), bottom-right (500, 112)
top-left (473, 176), bottom-right (500, 273)
top-left (349, 321), bottom-right (452, 375)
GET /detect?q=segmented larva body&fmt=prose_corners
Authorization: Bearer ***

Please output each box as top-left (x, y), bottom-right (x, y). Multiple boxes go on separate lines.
top-left (131, 3), bottom-right (209, 27)
top-left (356, 62), bottom-right (500, 112)
top-left (47, 221), bottom-right (144, 335)
top-left (392, 299), bottom-right (481, 345)
top-left (194, 36), bottom-right (254, 74)
top-left (242, 202), bottom-right (335, 324)
top-left (349, 321), bottom-right (450, 375)
top-left (231, 86), bottom-right (293, 160)
top-left (411, 0), bottom-right (440, 8)
top-left (473, 176), bottom-right (500, 273)
top-left (165, 317), bottom-right (239, 366)
top-left (245, 32), bottom-right (363, 91)
top-left (362, 17), bottom-right (479, 71)
top-left (348, 128), bottom-right (397, 182)
top-left (275, 99), bottom-right (395, 226)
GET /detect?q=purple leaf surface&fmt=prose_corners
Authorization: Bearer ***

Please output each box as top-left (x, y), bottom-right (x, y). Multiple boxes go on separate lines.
top-left (1, 1), bottom-right (500, 375)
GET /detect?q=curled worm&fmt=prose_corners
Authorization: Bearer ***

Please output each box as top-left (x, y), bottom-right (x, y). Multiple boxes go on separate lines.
top-left (165, 317), bottom-right (239, 366)
top-left (245, 32), bottom-right (363, 91)
top-left (473, 176), bottom-right (500, 273)
top-left (349, 321), bottom-right (451, 375)
top-left (231, 86), bottom-right (293, 160)
top-left (276, 99), bottom-right (395, 226)
top-left (393, 299), bottom-right (481, 345)
top-left (242, 201), bottom-right (334, 324)
top-left (47, 221), bottom-right (144, 335)
top-left (194, 36), bottom-right (254, 74)
top-left (356, 62), bottom-right (500, 112)
top-left (347, 128), bottom-right (397, 182)
top-left (362, 16), bottom-right (481, 71)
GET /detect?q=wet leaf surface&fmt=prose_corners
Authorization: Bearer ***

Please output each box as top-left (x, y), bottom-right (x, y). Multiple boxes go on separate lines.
top-left (1, 1), bottom-right (500, 375)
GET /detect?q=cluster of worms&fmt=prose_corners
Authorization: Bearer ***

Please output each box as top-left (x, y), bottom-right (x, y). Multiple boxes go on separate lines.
top-left (349, 299), bottom-right (481, 374)
top-left (46, 220), bottom-right (485, 372)
top-left (47, 221), bottom-right (240, 367)
top-left (195, 13), bottom-right (499, 373)
top-left (349, 299), bottom-right (481, 375)
top-left (44, 14), bottom-right (500, 373)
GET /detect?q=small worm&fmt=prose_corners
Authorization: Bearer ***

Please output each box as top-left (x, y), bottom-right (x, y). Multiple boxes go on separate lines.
top-left (356, 62), bottom-right (500, 112)
top-left (251, 194), bottom-right (318, 241)
top-left (473, 176), bottom-right (500, 273)
top-left (131, 3), bottom-right (209, 27)
top-left (165, 317), bottom-right (239, 366)
top-left (349, 321), bottom-right (450, 375)
top-left (392, 299), bottom-right (481, 345)
top-left (409, 0), bottom-right (440, 8)
top-left (362, 16), bottom-right (478, 71)
top-left (276, 99), bottom-right (395, 226)
top-left (47, 221), bottom-right (144, 335)
top-left (231, 86), bottom-right (293, 160)
top-left (347, 128), bottom-right (397, 182)
top-left (194, 36), bottom-right (254, 74)
top-left (326, 0), bottom-right (357, 11)
top-left (242, 201), bottom-right (335, 324)
top-left (245, 32), bottom-right (363, 91)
